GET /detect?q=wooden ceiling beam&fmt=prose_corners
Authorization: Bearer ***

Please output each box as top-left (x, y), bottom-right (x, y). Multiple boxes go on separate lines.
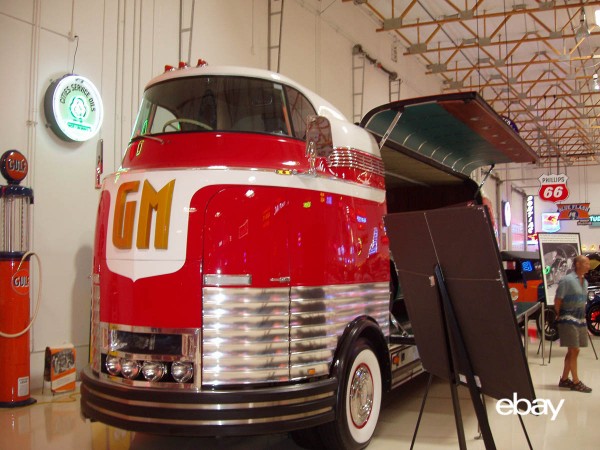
top-left (403, 31), bottom-right (600, 56)
top-left (379, 1), bottom-right (600, 31)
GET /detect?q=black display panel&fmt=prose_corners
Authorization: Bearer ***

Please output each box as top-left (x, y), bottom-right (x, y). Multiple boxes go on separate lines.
top-left (385, 205), bottom-right (535, 402)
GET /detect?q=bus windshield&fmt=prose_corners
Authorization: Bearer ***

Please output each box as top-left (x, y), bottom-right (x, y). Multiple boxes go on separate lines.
top-left (131, 76), bottom-right (295, 139)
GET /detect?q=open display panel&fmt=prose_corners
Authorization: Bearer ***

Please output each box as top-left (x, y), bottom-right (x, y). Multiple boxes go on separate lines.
top-left (363, 92), bottom-right (539, 338)
top-left (385, 205), bottom-right (536, 403)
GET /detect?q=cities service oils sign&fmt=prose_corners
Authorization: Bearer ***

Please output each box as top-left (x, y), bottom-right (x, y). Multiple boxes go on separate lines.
top-left (44, 74), bottom-right (103, 142)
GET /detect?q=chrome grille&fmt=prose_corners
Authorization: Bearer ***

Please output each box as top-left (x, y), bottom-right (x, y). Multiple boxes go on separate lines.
top-left (328, 148), bottom-right (385, 177)
top-left (290, 283), bottom-right (389, 380)
top-left (201, 283), bottom-right (389, 385)
top-left (202, 287), bottom-right (291, 385)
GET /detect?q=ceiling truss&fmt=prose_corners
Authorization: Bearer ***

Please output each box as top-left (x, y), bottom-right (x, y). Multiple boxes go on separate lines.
top-left (344, 0), bottom-right (600, 168)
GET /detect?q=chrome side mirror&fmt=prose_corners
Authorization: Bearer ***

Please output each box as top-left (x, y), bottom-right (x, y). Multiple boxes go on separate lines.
top-left (305, 116), bottom-right (333, 175)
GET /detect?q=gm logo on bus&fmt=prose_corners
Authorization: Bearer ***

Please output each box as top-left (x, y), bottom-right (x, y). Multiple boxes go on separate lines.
top-left (112, 179), bottom-right (176, 249)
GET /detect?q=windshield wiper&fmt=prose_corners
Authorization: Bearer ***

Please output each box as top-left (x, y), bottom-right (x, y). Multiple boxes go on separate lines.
top-left (130, 132), bottom-right (165, 145)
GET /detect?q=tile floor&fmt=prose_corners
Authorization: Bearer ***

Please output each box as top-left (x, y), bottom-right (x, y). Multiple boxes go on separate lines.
top-left (2, 333), bottom-right (599, 450)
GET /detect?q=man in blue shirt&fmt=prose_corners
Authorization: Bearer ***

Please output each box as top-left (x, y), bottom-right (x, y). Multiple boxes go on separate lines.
top-left (555, 255), bottom-right (591, 393)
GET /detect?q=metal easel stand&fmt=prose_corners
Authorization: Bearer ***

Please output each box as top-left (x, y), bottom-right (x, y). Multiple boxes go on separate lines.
top-left (473, 392), bottom-right (533, 450)
top-left (410, 265), bottom-right (496, 450)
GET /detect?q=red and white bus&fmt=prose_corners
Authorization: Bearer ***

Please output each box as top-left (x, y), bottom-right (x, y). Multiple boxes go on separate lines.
top-left (80, 61), bottom-right (536, 449)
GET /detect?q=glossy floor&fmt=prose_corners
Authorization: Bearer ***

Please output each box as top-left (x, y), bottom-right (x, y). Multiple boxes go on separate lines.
top-left (2, 334), bottom-right (599, 450)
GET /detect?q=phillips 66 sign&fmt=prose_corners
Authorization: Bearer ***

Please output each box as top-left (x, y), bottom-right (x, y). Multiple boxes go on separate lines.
top-left (538, 174), bottom-right (569, 203)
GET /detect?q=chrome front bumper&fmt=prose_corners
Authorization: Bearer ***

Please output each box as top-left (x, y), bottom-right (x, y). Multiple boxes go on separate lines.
top-left (80, 366), bottom-right (336, 436)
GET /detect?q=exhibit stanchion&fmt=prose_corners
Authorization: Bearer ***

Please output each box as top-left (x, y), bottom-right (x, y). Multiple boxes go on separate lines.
top-left (588, 333), bottom-right (597, 360)
top-left (541, 304), bottom-right (545, 365)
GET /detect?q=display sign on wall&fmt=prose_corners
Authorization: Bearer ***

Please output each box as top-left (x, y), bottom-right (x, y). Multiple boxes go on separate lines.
top-left (538, 174), bottom-right (569, 203)
top-left (44, 74), bottom-right (104, 142)
top-left (526, 195), bottom-right (535, 244)
top-left (556, 203), bottom-right (590, 220)
top-left (590, 215), bottom-right (600, 227)
top-left (0, 150), bottom-right (28, 184)
top-left (541, 212), bottom-right (560, 233)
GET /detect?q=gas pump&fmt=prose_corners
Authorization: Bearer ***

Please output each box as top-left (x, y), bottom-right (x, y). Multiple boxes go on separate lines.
top-left (0, 150), bottom-right (36, 407)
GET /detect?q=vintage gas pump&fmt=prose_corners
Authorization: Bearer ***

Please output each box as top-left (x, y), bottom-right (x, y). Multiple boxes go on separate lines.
top-left (0, 150), bottom-right (36, 407)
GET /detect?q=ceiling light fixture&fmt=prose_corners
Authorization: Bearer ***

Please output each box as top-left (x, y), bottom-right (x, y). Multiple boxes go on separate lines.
top-left (595, 9), bottom-right (600, 27)
top-left (593, 74), bottom-right (600, 91)
top-left (576, 8), bottom-right (590, 41)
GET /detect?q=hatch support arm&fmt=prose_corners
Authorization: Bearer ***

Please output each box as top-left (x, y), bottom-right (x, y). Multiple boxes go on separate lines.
top-left (379, 110), bottom-right (403, 151)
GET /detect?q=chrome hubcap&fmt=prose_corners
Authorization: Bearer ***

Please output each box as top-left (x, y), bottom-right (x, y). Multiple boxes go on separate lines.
top-left (349, 363), bottom-right (373, 428)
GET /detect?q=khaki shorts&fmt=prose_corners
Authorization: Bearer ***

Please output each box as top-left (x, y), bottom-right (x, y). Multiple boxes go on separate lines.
top-left (558, 323), bottom-right (588, 348)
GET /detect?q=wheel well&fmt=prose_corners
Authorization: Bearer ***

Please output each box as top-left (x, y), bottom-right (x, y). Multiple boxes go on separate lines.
top-left (331, 317), bottom-right (392, 393)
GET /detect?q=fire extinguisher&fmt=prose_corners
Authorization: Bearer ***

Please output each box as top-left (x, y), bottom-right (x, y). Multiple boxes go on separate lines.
top-left (0, 150), bottom-right (38, 408)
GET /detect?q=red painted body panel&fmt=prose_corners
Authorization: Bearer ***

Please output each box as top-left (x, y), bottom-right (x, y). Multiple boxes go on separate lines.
top-left (96, 186), bottom-right (219, 329)
top-left (96, 179), bottom-right (388, 328)
top-left (123, 133), bottom-right (384, 189)
top-left (203, 186), bottom-right (291, 287)
top-left (204, 186), bottom-right (389, 287)
top-left (124, 133), bottom-right (309, 171)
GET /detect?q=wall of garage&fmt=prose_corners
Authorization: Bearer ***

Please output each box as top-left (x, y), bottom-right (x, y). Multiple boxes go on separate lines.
top-left (501, 163), bottom-right (600, 254)
top-left (0, 0), bottom-right (443, 389)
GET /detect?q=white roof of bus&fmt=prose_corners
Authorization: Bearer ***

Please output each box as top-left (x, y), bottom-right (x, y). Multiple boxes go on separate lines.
top-left (146, 64), bottom-right (349, 124)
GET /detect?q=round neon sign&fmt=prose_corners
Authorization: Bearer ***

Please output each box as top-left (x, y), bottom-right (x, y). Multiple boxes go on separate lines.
top-left (44, 74), bottom-right (104, 142)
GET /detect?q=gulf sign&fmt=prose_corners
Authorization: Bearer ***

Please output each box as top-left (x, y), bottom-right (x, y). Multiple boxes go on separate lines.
top-left (538, 174), bottom-right (569, 203)
top-left (0, 150), bottom-right (28, 185)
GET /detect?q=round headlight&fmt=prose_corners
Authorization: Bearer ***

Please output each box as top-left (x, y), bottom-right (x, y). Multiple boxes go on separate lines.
top-left (121, 359), bottom-right (141, 379)
top-left (105, 355), bottom-right (121, 376)
top-left (141, 361), bottom-right (166, 382)
top-left (171, 362), bottom-right (194, 383)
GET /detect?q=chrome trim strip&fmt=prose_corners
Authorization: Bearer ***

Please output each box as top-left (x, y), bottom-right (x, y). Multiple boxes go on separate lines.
top-left (100, 324), bottom-right (200, 357)
top-left (102, 323), bottom-right (201, 335)
top-left (204, 273), bottom-right (252, 286)
top-left (97, 373), bottom-right (197, 390)
top-left (85, 383), bottom-right (334, 410)
top-left (328, 147), bottom-right (385, 177)
top-left (105, 352), bottom-right (192, 363)
top-left (86, 402), bottom-right (333, 426)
